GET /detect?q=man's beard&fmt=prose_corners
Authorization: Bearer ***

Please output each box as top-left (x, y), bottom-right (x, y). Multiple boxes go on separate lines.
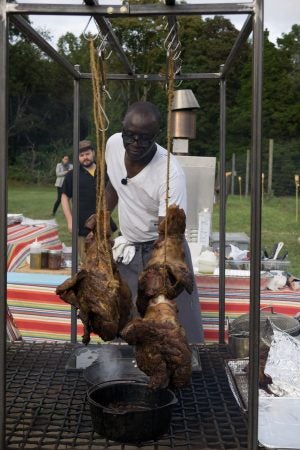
top-left (82, 160), bottom-right (94, 168)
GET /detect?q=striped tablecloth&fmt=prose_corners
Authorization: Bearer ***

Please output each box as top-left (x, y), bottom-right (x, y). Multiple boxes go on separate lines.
top-left (7, 308), bottom-right (22, 342)
top-left (197, 280), bottom-right (300, 342)
top-left (7, 272), bottom-right (300, 343)
top-left (7, 273), bottom-right (98, 342)
top-left (7, 223), bottom-right (62, 272)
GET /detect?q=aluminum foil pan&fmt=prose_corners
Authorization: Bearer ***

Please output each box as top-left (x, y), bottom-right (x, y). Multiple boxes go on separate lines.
top-left (225, 359), bottom-right (249, 412)
top-left (225, 358), bottom-right (274, 413)
top-left (265, 323), bottom-right (300, 397)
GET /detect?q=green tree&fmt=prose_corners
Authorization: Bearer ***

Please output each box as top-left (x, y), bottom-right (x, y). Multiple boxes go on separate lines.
top-left (178, 15), bottom-right (250, 156)
top-left (7, 12), bottom-right (300, 192)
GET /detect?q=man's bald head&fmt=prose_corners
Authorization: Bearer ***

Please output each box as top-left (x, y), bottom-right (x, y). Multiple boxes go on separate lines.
top-left (123, 101), bottom-right (161, 134)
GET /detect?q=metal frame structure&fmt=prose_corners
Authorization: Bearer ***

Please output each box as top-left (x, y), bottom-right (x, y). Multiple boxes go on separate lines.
top-left (0, 1), bottom-right (264, 448)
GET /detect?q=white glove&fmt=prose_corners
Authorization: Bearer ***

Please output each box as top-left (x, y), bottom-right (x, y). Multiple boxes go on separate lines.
top-left (112, 236), bottom-right (136, 265)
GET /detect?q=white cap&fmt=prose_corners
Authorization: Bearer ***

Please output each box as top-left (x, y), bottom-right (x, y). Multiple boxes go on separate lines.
top-left (30, 239), bottom-right (42, 252)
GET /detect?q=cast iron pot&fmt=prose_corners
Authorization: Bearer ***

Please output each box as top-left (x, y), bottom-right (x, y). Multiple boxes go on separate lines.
top-left (87, 380), bottom-right (177, 443)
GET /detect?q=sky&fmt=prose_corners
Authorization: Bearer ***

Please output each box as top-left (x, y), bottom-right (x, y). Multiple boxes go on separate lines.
top-left (17, 0), bottom-right (300, 46)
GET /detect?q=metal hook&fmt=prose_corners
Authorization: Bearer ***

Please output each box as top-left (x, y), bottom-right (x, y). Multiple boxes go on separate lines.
top-left (167, 33), bottom-right (177, 52)
top-left (172, 41), bottom-right (182, 60)
top-left (97, 33), bottom-right (112, 60)
top-left (166, 34), bottom-right (177, 59)
top-left (175, 58), bottom-right (182, 74)
top-left (174, 79), bottom-right (183, 88)
top-left (83, 16), bottom-right (99, 41)
top-left (173, 49), bottom-right (182, 61)
top-left (173, 41), bottom-right (181, 53)
top-left (102, 85), bottom-right (112, 100)
top-left (98, 104), bottom-right (110, 132)
top-left (104, 50), bottom-right (112, 60)
top-left (164, 23), bottom-right (176, 50)
top-left (97, 33), bottom-right (108, 52)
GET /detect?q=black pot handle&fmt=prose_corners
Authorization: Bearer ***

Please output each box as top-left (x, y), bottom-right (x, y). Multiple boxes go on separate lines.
top-left (91, 379), bottom-right (146, 388)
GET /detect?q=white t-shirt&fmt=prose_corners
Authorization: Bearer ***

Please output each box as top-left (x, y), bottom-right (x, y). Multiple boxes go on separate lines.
top-left (106, 132), bottom-right (187, 243)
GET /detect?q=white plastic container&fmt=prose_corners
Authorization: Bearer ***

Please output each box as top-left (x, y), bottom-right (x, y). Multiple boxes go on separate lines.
top-left (29, 240), bottom-right (42, 270)
top-left (196, 250), bottom-right (218, 274)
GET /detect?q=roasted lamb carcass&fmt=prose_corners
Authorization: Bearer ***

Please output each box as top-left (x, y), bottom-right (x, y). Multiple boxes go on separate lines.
top-left (136, 203), bottom-right (193, 316)
top-left (121, 296), bottom-right (192, 390)
top-left (122, 204), bottom-right (193, 389)
top-left (56, 212), bottom-right (132, 344)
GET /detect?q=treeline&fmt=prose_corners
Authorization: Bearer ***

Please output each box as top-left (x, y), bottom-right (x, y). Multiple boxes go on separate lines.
top-left (8, 11), bottom-right (300, 194)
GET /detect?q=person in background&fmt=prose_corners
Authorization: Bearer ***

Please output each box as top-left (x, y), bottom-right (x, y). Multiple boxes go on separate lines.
top-left (105, 101), bottom-right (204, 344)
top-left (61, 139), bottom-right (117, 264)
top-left (52, 155), bottom-right (73, 216)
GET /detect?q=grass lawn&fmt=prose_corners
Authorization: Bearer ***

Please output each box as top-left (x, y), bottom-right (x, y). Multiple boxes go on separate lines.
top-left (8, 183), bottom-right (72, 246)
top-left (8, 184), bottom-right (300, 277)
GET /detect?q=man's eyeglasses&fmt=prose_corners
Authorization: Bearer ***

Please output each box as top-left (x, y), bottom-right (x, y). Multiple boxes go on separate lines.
top-left (122, 129), bottom-right (157, 148)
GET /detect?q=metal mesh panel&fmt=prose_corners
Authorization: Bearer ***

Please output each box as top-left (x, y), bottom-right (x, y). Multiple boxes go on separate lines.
top-left (230, 312), bottom-right (300, 335)
top-left (6, 342), bottom-right (248, 449)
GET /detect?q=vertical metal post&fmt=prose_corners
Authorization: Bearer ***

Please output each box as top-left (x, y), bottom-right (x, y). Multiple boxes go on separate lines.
top-left (0, 1), bottom-right (8, 447)
top-left (218, 74), bottom-right (226, 344)
top-left (248, 0), bottom-right (264, 449)
top-left (231, 152), bottom-right (235, 195)
top-left (245, 149), bottom-right (250, 196)
top-left (267, 138), bottom-right (273, 198)
top-left (295, 175), bottom-right (299, 222)
top-left (71, 64), bottom-right (80, 343)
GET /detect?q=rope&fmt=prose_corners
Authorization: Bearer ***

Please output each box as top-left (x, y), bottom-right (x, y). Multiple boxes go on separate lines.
top-left (163, 49), bottom-right (175, 290)
top-left (89, 40), bottom-right (115, 282)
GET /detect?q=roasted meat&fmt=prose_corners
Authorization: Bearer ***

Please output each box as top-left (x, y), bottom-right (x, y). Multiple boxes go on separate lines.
top-left (137, 204), bottom-right (193, 316)
top-left (243, 344), bottom-right (273, 392)
top-left (56, 212), bottom-right (132, 344)
top-left (122, 204), bottom-right (193, 389)
top-left (121, 296), bottom-right (192, 389)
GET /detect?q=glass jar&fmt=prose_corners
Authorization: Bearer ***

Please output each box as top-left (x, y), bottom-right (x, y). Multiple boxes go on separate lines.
top-left (41, 249), bottom-right (49, 269)
top-left (48, 250), bottom-right (62, 270)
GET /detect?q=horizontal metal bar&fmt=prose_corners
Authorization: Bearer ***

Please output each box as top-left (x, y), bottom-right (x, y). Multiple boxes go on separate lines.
top-left (7, 3), bottom-right (254, 17)
top-left (80, 72), bottom-right (220, 80)
top-left (221, 14), bottom-right (253, 77)
top-left (131, 2), bottom-right (254, 16)
top-left (10, 15), bottom-right (81, 79)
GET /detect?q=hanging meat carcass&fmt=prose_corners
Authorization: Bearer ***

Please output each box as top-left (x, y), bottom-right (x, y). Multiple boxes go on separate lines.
top-left (122, 204), bottom-right (193, 389)
top-left (136, 203), bottom-right (194, 316)
top-left (56, 212), bottom-right (132, 344)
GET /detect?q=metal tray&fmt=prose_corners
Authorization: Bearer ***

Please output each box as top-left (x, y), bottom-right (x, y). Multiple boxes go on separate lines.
top-left (225, 358), bottom-right (249, 412)
top-left (66, 343), bottom-right (202, 386)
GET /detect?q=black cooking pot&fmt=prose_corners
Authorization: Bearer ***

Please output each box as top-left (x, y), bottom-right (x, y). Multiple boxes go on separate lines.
top-left (87, 380), bottom-right (177, 443)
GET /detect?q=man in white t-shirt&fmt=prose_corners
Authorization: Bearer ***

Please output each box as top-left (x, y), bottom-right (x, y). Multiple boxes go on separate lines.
top-left (105, 101), bottom-right (203, 343)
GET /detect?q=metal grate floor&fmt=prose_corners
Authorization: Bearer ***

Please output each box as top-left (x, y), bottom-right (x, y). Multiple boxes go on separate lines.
top-left (6, 342), bottom-right (248, 450)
